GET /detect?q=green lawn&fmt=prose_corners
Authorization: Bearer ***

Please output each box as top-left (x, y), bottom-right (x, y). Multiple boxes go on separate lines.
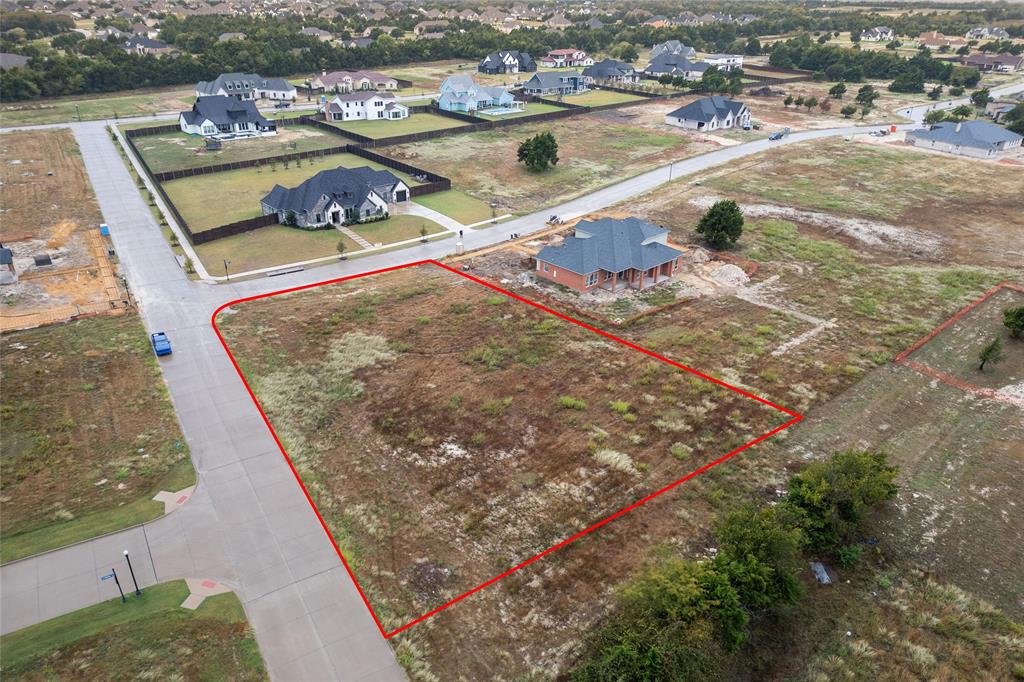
top-left (413, 190), bottom-right (495, 225)
top-left (350, 214), bottom-right (447, 245)
top-left (135, 125), bottom-right (343, 173)
top-left (564, 90), bottom-right (648, 106)
top-left (0, 87), bottom-right (196, 127)
top-left (330, 112), bottom-right (469, 139)
top-left (0, 581), bottom-right (266, 680)
top-left (195, 226), bottom-right (361, 275)
top-left (162, 153), bottom-right (422, 231)
top-left (476, 102), bottom-right (567, 119)
top-left (0, 315), bottom-right (194, 564)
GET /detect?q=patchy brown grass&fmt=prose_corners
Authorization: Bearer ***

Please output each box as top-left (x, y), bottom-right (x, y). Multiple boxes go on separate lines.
top-left (217, 264), bottom-right (791, 679)
top-left (0, 315), bottom-right (192, 562)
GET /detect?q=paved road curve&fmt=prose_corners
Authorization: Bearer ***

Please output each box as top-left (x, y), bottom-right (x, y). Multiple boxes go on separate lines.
top-left (2, 95), bottom-right (997, 678)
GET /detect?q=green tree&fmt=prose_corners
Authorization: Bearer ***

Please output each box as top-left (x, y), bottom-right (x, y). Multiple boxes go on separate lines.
top-left (744, 37), bottom-right (761, 56)
top-left (517, 132), bottom-right (558, 172)
top-left (949, 104), bottom-right (974, 120)
top-left (785, 450), bottom-right (898, 552)
top-left (859, 105), bottom-right (871, 119)
top-left (1003, 306), bottom-right (1024, 339)
top-left (696, 200), bottom-right (744, 249)
top-left (978, 337), bottom-right (1005, 371)
top-left (804, 96), bottom-right (818, 111)
top-left (970, 88), bottom-right (992, 108)
top-left (829, 81), bottom-right (847, 99)
top-left (1002, 103), bottom-right (1024, 134)
top-left (888, 69), bottom-right (925, 93)
top-left (610, 41), bottom-right (639, 62)
top-left (713, 505), bottom-right (804, 608)
top-left (336, 238), bottom-right (347, 258)
top-left (783, 94), bottom-right (794, 108)
top-left (573, 559), bottom-right (739, 681)
top-left (840, 104), bottom-right (857, 118)
top-left (927, 85), bottom-right (943, 100)
top-left (794, 95), bottom-right (805, 108)
top-left (885, 39), bottom-right (902, 50)
top-left (855, 84), bottom-right (879, 105)
top-left (923, 110), bottom-right (947, 125)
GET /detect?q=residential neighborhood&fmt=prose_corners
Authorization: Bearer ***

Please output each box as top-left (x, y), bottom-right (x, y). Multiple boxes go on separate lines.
top-left (1, 1), bottom-right (1023, 680)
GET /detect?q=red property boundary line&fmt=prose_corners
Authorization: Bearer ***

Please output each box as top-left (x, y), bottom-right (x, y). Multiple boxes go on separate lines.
top-left (211, 259), bottom-right (802, 638)
top-left (894, 281), bottom-right (1024, 408)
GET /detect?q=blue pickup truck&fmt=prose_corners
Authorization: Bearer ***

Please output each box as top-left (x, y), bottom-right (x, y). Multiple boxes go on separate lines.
top-left (151, 332), bottom-right (172, 356)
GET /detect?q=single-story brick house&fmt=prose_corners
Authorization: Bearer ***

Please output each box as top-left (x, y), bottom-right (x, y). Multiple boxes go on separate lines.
top-left (311, 69), bottom-right (399, 92)
top-left (261, 166), bottom-right (409, 228)
top-left (534, 217), bottom-right (684, 293)
top-left (905, 120), bottom-right (1023, 158)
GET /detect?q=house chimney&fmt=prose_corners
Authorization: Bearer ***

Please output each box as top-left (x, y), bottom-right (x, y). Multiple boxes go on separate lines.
top-left (955, 121), bottom-right (962, 133)
top-left (322, 70), bottom-right (326, 77)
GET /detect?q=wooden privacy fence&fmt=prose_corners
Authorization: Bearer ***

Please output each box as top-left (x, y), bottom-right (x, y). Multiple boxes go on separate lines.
top-left (152, 144), bottom-right (351, 182)
top-left (190, 214), bottom-right (278, 245)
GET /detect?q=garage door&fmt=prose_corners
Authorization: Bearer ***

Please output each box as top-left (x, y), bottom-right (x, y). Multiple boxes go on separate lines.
top-left (395, 190), bottom-right (408, 202)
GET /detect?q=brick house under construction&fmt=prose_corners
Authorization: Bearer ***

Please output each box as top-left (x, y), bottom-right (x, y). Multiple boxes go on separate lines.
top-left (534, 217), bottom-right (684, 293)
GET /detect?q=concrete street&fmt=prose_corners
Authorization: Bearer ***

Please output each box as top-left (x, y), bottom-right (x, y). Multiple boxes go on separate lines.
top-left (3, 80), bottom-right (1021, 679)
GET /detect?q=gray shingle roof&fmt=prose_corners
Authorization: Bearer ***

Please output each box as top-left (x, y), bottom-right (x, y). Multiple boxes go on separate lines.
top-left (907, 120), bottom-right (1023, 150)
top-left (645, 53), bottom-right (709, 75)
top-left (582, 58), bottom-right (635, 80)
top-left (196, 72), bottom-right (293, 97)
top-left (668, 96), bottom-right (746, 123)
top-left (536, 217), bottom-right (682, 275)
top-left (262, 166), bottom-right (399, 214)
top-left (478, 50), bottom-right (535, 71)
top-left (182, 96), bottom-right (272, 128)
top-left (525, 70), bottom-right (583, 88)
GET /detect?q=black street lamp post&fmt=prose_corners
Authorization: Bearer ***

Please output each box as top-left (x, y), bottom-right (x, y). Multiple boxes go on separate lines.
top-left (111, 568), bottom-right (126, 603)
top-left (123, 550), bottom-right (141, 597)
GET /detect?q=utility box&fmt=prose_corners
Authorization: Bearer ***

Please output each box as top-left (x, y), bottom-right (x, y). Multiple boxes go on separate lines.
top-left (100, 223), bottom-right (110, 236)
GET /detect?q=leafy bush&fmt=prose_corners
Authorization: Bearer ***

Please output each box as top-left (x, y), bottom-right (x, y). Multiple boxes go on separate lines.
top-left (837, 543), bottom-right (864, 568)
top-left (713, 504), bottom-right (804, 608)
top-left (1004, 306), bottom-right (1024, 339)
top-left (785, 450), bottom-right (898, 552)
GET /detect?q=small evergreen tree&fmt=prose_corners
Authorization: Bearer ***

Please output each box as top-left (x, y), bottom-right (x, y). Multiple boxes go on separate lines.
top-left (696, 200), bottom-right (744, 249)
top-left (517, 132), bottom-right (559, 172)
top-left (978, 337), bottom-right (1005, 371)
top-left (1004, 306), bottom-right (1024, 339)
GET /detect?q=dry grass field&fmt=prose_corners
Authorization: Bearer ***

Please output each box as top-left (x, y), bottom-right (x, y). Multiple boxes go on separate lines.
top-left (217, 264), bottom-right (793, 678)
top-left (0, 315), bottom-right (192, 562)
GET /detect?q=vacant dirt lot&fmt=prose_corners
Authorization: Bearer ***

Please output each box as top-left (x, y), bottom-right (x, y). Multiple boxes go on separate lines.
top-left (0, 315), bottom-right (192, 562)
top-left (904, 286), bottom-right (1024, 393)
top-left (385, 112), bottom-right (719, 215)
top-left (218, 264), bottom-right (792, 678)
top-left (681, 138), bottom-right (1024, 269)
top-left (0, 130), bottom-right (119, 317)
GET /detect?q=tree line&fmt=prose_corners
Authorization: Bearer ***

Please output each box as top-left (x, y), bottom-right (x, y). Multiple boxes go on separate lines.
top-left (1, 4), bottom-right (1012, 102)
